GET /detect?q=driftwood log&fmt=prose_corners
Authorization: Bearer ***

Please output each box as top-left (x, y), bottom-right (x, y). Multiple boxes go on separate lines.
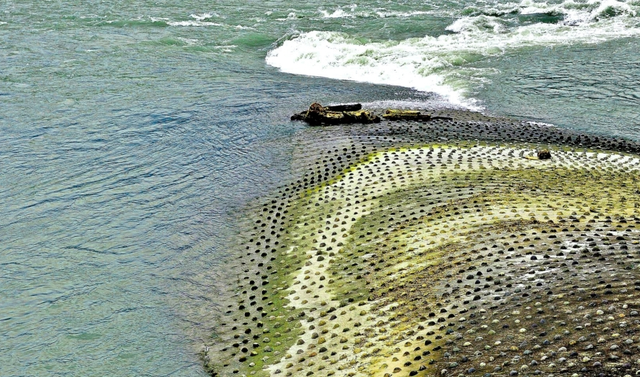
top-left (291, 103), bottom-right (380, 126)
top-left (325, 104), bottom-right (362, 112)
top-left (382, 109), bottom-right (431, 121)
top-left (291, 103), bottom-right (451, 126)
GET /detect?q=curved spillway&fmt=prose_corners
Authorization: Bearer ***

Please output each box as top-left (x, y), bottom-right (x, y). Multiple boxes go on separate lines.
top-left (205, 111), bottom-right (640, 377)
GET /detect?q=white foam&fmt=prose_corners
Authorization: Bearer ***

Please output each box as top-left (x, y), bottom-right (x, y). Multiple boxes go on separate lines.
top-left (360, 99), bottom-right (474, 111)
top-left (456, 0), bottom-right (638, 26)
top-left (525, 121), bottom-right (557, 128)
top-left (374, 10), bottom-right (434, 18)
top-left (266, 31), bottom-right (473, 107)
top-left (266, 0), bottom-right (640, 108)
top-left (446, 15), bottom-right (508, 33)
top-left (214, 45), bottom-right (237, 53)
top-left (318, 6), bottom-right (434, 20)
top-left (177, 37), bottom-right (199, 45)
top-left (190, 13), bottom-right (216, 21)
top-left (579, 0), bottom-right (635, 23)
top-left (319, 9), bottom-right (354, 19)
top-left (167, 20), bottom-right (222, 27)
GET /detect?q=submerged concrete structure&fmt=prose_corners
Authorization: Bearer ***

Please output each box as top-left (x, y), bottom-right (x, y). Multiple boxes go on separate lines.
top-left (205, 109), bottom-right (640, 377)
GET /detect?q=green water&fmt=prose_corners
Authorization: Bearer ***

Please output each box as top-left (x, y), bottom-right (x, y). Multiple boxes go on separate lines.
top-left (2, 0), bottom-right (640, 375)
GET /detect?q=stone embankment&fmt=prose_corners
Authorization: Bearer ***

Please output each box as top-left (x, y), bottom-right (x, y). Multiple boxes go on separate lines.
top-left (205, 105), bottom-right (640, 377)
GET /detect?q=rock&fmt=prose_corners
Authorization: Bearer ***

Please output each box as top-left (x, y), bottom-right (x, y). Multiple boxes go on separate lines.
top-left (537, 149), bottom-right (552, 159)
top-left (525, 149), bottom-right (552, 160)
top-left (291, 103), bottom-right (380, 125)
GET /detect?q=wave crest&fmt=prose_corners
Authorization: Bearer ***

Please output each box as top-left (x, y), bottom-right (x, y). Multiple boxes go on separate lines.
top-left (266, 0), bottom-right (640, 107)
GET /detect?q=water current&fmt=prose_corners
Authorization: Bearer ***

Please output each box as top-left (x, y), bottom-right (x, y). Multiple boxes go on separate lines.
top-left (1, 0), bottom-right (640, 375)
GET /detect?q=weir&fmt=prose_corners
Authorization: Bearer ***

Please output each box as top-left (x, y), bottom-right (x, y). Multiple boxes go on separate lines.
top-left (205, 110), bottom-right (640, 377)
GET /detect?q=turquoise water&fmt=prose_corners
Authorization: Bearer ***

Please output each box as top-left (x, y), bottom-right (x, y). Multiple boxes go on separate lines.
top-left (2, 0), bottom-right (640, 375)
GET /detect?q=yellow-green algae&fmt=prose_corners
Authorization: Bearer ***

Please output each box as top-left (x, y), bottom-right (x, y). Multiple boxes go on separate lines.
top-left (206, 138), bottom-right (640, 377)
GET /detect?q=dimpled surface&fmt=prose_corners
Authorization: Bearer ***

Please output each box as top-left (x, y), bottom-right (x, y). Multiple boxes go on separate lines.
top-left (206, 112), bottom-right (640, 377)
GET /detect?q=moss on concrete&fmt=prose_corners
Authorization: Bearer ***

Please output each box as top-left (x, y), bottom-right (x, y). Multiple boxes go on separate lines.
top-left (205, 115), bottom-right (640, 377)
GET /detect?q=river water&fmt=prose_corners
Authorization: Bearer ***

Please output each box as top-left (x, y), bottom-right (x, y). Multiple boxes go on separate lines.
top-left (1, 0), bottom-right (640, 375)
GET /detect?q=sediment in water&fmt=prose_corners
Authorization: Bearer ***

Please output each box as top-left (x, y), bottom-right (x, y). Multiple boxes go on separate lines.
top-left (204, 109), bottom-right (640, 377)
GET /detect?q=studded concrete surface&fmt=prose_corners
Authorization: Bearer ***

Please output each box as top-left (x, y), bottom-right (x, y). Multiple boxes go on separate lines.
top-left (204, 112), bottom-right (640, 377)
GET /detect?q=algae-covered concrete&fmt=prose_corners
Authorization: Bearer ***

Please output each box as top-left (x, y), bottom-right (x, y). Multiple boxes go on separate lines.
top-left (205, 111), bottom-right (640, 377)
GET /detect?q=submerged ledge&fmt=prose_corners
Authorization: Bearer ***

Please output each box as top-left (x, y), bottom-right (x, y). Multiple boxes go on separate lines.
top-left (204, 109), bottom-right (640, 377)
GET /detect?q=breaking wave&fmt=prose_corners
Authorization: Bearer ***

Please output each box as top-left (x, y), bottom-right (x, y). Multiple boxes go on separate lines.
top-left (266, 0), bottom-right (640, 107)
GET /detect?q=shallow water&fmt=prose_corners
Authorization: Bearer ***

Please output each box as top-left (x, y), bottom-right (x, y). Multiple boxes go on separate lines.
top-left (2, 0), bottom-right (640, 375)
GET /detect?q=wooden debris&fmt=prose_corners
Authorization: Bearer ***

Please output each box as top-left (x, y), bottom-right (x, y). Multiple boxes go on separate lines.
top-left (382, 109), bottom-right (432, 121)
top-left (291, 103), bottom-right (455, 125)
top-left (325, 104), bottom-right (362, 112)
top-left (291, 103), bottom-right (380, 126)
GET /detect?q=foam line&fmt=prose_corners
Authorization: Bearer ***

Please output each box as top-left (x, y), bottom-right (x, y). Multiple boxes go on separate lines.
top-left (267, 0), bottom-right (640, 107)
